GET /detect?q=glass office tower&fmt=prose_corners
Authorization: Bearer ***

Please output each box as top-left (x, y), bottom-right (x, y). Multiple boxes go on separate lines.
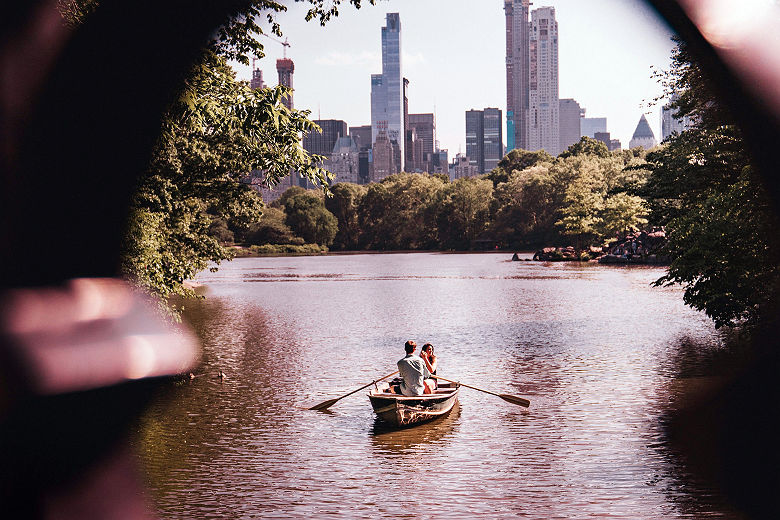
top-left (371, 13), bottom-right (404, 174)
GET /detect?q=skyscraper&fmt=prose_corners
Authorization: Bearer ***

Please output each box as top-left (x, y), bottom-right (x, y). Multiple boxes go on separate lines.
top-left (629, 114), bottom-right (657, 149)
top-left (403, 78), bottom-right (412, 171)
top-left (483, 108), bottom-right (504, 172)
top-left (451, 153), bottom-right (479, 180)
top-left (276, 58), bottom-right (294, 109)
top-left (466, 108), bottom-right (503, 174)
top-left (409, 113), bottom-right (435, 171)
top-left (528, 7), bottom-right (560, 156)
top-left (465, 110), bottom-right (485, 173)
top-left (661, 95), bottom-right (694, 140)
top-left (370, 131), bottom-right (396, 182)
top-left (580, 117), bottom-right (607, 138)
top-left (302, 120), bottom-right (348, 157)
top-left (349, 125), bottom-right (373, 151)
top-left (594, 131), bottom-right (611, 147)
top-left (559, 98), bottom-right (583, 153)
top-left (370, 12), bottom-right (404, 176)
top-left (505, 0), bottom-right (530, 152)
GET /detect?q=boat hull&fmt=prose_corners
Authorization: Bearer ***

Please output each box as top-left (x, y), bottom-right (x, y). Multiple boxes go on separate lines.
top-left (368, 384), bottom-right (459, 427)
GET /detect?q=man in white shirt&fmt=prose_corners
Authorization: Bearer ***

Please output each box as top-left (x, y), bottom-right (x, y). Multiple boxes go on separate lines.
top-left (395, 340), bottom-right (435, 396)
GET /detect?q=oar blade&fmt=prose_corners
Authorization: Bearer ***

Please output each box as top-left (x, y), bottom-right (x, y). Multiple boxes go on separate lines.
top-left (309, 398), bottom-right (340, 411)
top-left (500, 394), bottom-right (530, 408)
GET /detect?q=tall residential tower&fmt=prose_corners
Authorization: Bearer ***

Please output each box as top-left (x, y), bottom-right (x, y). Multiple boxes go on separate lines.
top-left (528, 7), bottom-right (560, 156)
top-left (505, 0), bottom-right (531, 152)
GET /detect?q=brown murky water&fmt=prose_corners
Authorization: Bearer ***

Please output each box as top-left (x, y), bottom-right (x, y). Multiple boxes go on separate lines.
top-left (135, 252), bottom-right (743, 518)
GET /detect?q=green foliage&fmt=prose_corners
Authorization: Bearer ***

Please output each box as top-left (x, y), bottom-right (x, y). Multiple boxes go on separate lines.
top-left (325, 183), bottom-right (368, 250)
top-left (56, 1), bottom-right (372, 306)
top-left (559, 136), bottom-right (611, 159)
top-left (207, 218), bottom-right (234, 244)
top-left (57, 0), bottom-right (99, 26)
top-left (122, 53), bottom-right (332, 300)
top-left (245, 207), bottom-right (301, 245)
top-left (281, 191), bottom-right (338, 247)
top-left (492, 163), bottom-right (561, 247)
top-left (654, 168), bottom-right (779, 328)
top-left (599, 193), bottom-right (648, 238)
top-left (556, 181), bottom-right (604, 248)
top-left (246, 243), bottom-right (326, 255)
top-left (554, 155), bottom-right (650, 249)
top-left (640, 125), bottom-right (747, 226)
top-left (252, 146), bottom-right (650, 254)
top-left (642, 38), bottom-right (780, 329)
top-left (436, 178), bottom-right (494, 249)
top-left (486, 148), bottom-right (554, 186)
top-left (272, 186), bottom-right (308, 209)
top-left (357, 173), bottom-right (446, 250)
top-left (483, 150), bottom-right (647, 249)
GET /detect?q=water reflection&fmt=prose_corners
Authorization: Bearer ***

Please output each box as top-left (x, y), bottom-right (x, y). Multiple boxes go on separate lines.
top-left (370, 403), bottom-right (461, 454)
top-left (136, 253), bottom-right (744, 519)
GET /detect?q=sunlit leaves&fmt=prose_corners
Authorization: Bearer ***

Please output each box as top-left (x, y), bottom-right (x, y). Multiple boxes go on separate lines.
top-left (641, 39), bottom-right (780, 330)
top-left (436, 177), bottom-right (494, 249)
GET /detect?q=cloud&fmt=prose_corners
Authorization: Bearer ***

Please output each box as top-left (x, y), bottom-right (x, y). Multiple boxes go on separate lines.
top-left (403, 51), bottom-right (426, 66)
top-left (315, 51), bottom-right (379, 67)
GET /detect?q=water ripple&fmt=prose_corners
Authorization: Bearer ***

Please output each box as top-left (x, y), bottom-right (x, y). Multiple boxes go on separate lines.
top-left (137, 253), bottom-right (743, 519)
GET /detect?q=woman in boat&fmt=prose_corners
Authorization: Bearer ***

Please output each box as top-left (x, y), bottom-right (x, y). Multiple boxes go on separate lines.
top-left (420, 343), bottom-right (438, 389)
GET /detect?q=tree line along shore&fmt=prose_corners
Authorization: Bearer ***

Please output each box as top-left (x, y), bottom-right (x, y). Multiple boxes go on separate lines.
top-left (102, 0), bottom-right (775, 333)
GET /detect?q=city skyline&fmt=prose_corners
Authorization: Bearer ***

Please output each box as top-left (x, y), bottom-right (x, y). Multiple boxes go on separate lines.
top-left (235, 0), bottom-right (675, 159)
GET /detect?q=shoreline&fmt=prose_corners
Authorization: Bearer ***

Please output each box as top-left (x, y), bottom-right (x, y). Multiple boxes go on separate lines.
top-left (226, 246), bottom-right (670, 265)
top-left (228, 247), bottom-right (536, 258)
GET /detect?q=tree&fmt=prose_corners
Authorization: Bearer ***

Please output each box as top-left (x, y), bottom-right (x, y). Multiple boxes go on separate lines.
top-left (245, 207), bottom-right (301, 245)
top-left (642, 38), bottom-right (780, 328)
top-left (207, 218), bottom-right (234, 244)
top-left (96, 1), bottom-right (372, 304)
top-left (324, 183), bottom-right (367, 250)
top-left (492, 163), bottom-right (561, 247)
top-left (272, 186), bottom-right (308, 209)
top-left (357, 174), bottom-right (445, 250)
top-left (436, 178), bottom-right (494, 249)
top-left (559, 136), bottom-right (610, 159)
top-left (655, 169), bottom-right (778, 328)
top-left (121, 54), bottom-right (329, 301)
top-left (598, 193), bottom-right (648, 238)
top-left (551, 154), bottom-right (649, 249)
top-left (556, 180), bottom-right (604, 251)
top-left (486, 148), bottom-right (554, 186)
top-left (282, 191), bottom-right (338, 247)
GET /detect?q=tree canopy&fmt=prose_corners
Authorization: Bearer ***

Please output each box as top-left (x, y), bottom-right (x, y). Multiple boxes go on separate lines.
top-left (641, 38), bottom-right (780, 329)
top-left (53, 0), bottom-right (374, 305)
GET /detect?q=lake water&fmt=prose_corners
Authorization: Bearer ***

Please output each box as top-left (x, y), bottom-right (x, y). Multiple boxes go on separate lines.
top-left (135, 252), bottom-right (743, 519)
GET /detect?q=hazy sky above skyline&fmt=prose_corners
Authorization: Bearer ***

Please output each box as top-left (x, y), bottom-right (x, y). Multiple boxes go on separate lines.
top-left (234, 0), bottom-right (676, 156)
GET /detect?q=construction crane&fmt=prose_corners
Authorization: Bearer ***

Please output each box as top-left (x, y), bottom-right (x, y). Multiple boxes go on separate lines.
top-left (260, 33), bottom-right (290, 58)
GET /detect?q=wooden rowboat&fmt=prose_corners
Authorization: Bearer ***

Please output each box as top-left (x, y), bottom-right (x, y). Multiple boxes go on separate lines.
top-left (368, 378), bottom-right (460, 427)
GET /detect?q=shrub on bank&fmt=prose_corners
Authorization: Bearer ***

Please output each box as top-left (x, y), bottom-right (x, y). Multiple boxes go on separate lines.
top-left (248, 243), bottom-right (327, 255)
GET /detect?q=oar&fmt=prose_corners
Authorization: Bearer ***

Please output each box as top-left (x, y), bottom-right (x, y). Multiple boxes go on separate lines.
top-left (309, 370), bottom-right (399, 410)
top-left (432, 375), bottom-right (530, 408)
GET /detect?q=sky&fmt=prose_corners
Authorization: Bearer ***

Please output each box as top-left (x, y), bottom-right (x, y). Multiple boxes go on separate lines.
top-left (233, 0), bottom-right (677, 156)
